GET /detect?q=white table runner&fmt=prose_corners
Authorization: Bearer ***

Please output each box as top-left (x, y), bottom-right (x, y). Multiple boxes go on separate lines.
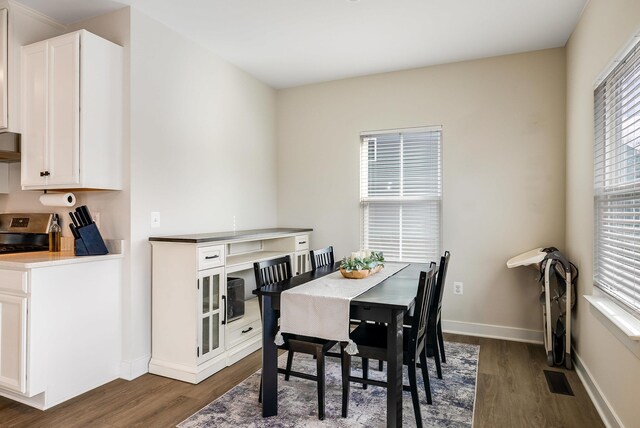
top-left (275, 262), bottom-right (408, 354)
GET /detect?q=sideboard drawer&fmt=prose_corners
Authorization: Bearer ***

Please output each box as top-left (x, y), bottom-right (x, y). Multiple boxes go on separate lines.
top-left (198, 245), bottom-right (224, 270)
top-left (227, 318), bottom-right (261, 349)
top-left (295, 235), bottom-right (309, 251)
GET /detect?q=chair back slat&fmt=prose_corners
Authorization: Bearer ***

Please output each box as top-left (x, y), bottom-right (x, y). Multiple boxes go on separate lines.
top-left (254, 255), bottom-right (293, 288)
top-left (310, 246), bottom-right (335, 270)
top-left (410, 263), bottom-right (437, 355)
top-left (431, 251), bottom-right (451, 320)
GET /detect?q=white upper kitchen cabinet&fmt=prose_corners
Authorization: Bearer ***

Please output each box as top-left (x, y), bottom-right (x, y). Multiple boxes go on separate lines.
top-left (21, 30), bottom-right (123, 190)
top-left (0, 0), bottom-right (64, 133)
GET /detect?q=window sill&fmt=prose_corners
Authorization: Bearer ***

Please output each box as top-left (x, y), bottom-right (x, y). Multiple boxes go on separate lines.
top-left (584, 294), bottom-right (640, 341)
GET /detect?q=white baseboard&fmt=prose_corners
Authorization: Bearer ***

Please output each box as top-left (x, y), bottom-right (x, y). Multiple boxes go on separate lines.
top-left (120, 354), bottom-right (151, 381)
top-left (573, 350), bottom-right (623, 428)
top-left (442, 319), bottom-right (544, 344)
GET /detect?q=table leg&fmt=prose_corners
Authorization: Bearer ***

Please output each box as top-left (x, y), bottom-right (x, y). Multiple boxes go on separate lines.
top-left (261, 295), bottom-right (278, 417)
top-left (386, 309), bottom-right (403, 427)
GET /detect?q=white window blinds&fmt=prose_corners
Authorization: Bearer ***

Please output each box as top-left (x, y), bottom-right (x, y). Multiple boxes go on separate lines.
top-left (360, 127), bottom-right (442, 263)
top-left (594, 38), bottom-right (640, 314)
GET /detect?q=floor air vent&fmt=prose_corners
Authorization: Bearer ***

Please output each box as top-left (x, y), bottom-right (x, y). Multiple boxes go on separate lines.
top-left (544, 370), bottom-right (574, 396)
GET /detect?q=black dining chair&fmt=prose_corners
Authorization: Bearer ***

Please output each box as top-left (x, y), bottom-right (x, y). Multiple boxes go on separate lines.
top-left (341, 264), bottom-right (437, 426)
top-left (404, 250), bottom-right (450, 380)
top-left (310, 246), bottom-right (334, 270)
top-left (429, 251), bottom-right (451, 375)
top-left (254, 255), bottom-right (293, 314)
top-left (254, 255), bottom-right (342, 420)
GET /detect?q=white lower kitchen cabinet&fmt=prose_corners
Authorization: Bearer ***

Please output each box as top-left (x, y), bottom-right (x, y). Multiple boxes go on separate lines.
top-left (0, 293), bottom-right (26, 393)
top-left (0, 255), bottom-right (122, 410)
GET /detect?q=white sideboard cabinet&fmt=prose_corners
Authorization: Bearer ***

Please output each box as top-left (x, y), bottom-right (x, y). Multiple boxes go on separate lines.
top-left (21, 29), bottom-right (123, 190)
top-left (149, 228), bottom-right (312, 384)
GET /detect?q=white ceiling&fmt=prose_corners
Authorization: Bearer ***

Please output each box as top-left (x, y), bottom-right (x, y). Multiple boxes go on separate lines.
top-left (18, 0), bottom-right (588, 88)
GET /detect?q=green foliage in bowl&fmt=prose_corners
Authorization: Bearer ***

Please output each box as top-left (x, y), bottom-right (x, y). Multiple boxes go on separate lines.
top-left (340, 251), bottom-right (385, 272)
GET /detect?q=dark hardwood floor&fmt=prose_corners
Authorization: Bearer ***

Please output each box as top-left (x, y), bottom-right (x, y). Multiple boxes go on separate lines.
top-left (0, 335), bottom-right (604, 427)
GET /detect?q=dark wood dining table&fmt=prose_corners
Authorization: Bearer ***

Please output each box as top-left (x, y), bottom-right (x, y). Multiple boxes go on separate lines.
top-left (253, 261), bottom-right (430, 428)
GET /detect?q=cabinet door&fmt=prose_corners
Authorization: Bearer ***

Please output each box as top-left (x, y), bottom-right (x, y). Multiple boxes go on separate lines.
top-left (295, 250), bottom-right (311, 276)
top-left (0, 294), bottom-right (27, 393)
top-left (47, 33), bottom-right (80, 186)
top-left (20, 41), bottom-right (48, 187)
top-left (197, 267), bottom-right (225, 364)
top-left (0, 9), bottom-right (7, 130)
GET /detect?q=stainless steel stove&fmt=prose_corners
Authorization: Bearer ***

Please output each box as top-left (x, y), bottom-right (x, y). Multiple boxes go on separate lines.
top-left (0, 213), bottom-right (54, 254)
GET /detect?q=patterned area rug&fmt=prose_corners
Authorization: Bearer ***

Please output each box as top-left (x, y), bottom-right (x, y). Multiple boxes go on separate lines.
top-left (178, 342), bottom-right (479, 427)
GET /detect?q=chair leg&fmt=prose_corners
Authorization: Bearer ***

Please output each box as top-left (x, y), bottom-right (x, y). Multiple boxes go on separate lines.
top-left (378, 360), bottom-right (383, 371)
top-left (362, 357), bottom-right (369, 390)
top-left (285, 351), bottom-right (294, 381)
top-left (437, 320), bottom-right (446, 363)
top-left (419, 349), bottom-right (433, 405)
top-left (341, 347), bottom-right (351, 418)
top-left (408, 361), bottom-right (423, 428)
top-left (258, 375), bottom-right (262, 403)
top-left (433, 339), bottom-right (442, 380)
top-left (316, 349), bottom-right (326, 420)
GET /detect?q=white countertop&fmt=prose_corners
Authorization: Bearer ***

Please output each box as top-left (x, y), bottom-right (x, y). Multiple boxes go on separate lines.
top-left (0, 250), bottom-right (123, 269)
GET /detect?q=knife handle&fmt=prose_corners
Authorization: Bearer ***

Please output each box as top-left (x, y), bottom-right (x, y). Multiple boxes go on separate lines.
top-left (82, 205), bottom-right (94, 224)
top-left (75, 208), bottom-right (88, 226)
top-left (69, 223), bottom-right (79, 239)
top-left (69, 212), bottom-right (80, 227)
top-left (77, 205), bottom-right (93, 225)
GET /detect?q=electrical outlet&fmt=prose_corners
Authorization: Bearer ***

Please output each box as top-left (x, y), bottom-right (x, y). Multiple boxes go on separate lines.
top-left (151, 212), bottom-right (161, 228)
top-left (454, 281), bottom-right (464, 295)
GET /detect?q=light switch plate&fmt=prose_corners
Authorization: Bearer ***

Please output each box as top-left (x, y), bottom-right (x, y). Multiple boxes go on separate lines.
top-left (151, 212), bottom-right (161, 228)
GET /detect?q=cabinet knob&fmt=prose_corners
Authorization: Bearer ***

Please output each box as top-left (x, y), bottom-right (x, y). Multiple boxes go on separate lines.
top-left (40, 171), bottom-right (50, 177)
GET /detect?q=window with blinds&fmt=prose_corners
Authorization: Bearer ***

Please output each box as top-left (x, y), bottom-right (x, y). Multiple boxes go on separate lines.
top-left (360, 127), bottom-right (442, 263)
top-left (594, 38), bottom-right (640, 315)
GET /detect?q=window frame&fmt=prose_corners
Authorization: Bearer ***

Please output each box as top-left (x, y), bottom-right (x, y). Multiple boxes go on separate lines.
top-left (359, 126), bottom-right (443, 263)
top-left (593, 37), bottom-right (640, 317)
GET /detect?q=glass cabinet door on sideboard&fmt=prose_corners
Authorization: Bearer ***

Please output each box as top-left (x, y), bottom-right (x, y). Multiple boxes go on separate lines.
top-left (197, 267), bottom-right (225, 363)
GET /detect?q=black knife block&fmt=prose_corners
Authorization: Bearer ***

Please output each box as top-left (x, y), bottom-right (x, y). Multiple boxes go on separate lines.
top-left (74, 223), bottom-right (109, 256)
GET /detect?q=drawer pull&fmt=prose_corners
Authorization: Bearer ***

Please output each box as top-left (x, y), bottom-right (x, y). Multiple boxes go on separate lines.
top-left (205, 255), bottom-right (219, 260)
top-left (298, 241), bottom-right (306, 244)
top-left (241, 327), bottom-right (254, 334)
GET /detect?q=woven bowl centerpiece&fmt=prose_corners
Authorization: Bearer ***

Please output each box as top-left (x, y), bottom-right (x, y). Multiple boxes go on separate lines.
top-left (339, 250), bottom-right (385, 279)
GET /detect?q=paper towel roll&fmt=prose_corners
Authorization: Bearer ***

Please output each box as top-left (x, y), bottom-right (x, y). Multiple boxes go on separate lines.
top-left (39, 192), bottom-right (76, 207)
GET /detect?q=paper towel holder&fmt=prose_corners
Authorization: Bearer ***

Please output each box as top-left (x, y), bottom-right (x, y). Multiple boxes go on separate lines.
top-left (39, 190), bottom-right (77, 207)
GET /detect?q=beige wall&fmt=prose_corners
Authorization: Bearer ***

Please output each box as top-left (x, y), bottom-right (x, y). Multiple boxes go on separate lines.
top-left (276, 49), bottom-right (566, 339)
top-left (566, 0), bottom-right (640, 426)
top-left (128, 9), bottom-right (278, 366)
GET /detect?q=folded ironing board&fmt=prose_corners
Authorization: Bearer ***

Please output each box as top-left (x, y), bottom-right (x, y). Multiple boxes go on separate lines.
top-left (507, 247), bottom-right (577, 369)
